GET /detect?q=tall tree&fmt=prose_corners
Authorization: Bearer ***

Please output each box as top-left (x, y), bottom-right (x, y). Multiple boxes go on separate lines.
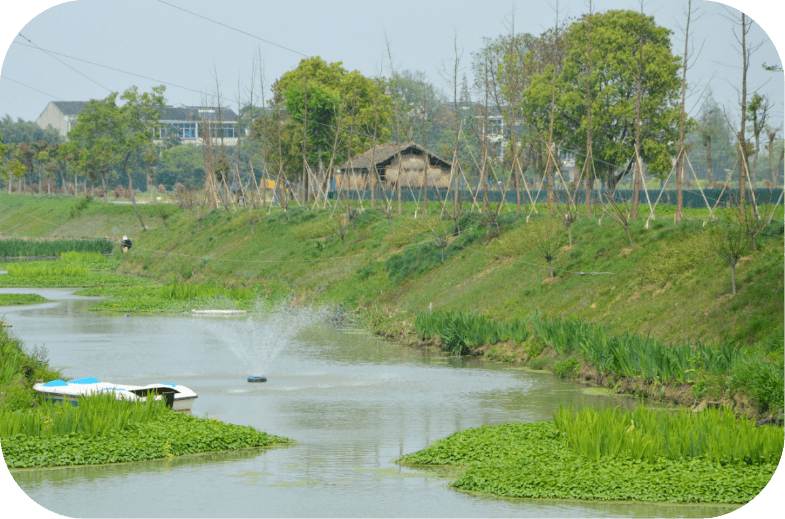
top-left (271, 56), bottom-right (392, 197)
top-left (531, 10), bottom-right (681, 198)
top-left (69, 85), bottom-right (166, 229)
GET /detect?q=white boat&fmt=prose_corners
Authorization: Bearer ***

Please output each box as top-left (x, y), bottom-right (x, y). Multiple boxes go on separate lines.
top-left (33, 377), bottom-right (198, 411)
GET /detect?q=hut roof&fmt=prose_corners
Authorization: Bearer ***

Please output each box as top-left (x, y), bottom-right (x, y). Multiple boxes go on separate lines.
top-left (340, 142), bottom-right (452, 172)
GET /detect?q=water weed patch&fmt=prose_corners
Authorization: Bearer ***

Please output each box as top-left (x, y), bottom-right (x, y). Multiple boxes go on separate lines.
top-left (399, 418), bottom-right (779, 504)
top-left (2, 410), bottom-right (290, 468)
top-left (0, 293), bottom-right (49, 306)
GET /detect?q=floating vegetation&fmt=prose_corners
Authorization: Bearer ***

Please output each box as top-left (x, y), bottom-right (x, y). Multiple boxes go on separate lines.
top-left (399, 416), bottom-right (779, 504)
top-left (0, 293), bottom-right (49, 306)
top-left (1, 410), bottom-right (290, 468)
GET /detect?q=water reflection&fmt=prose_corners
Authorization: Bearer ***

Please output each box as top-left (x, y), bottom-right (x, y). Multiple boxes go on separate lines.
top-left (3, 289), bottom-right (742, 518)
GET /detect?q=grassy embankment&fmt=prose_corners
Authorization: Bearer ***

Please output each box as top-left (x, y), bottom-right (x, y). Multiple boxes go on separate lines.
top-left (1, 193), bottom-right (783, 416)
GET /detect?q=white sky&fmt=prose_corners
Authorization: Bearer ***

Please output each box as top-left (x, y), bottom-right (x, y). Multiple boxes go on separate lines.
top-left (0, 0), bottom-right (782, 130)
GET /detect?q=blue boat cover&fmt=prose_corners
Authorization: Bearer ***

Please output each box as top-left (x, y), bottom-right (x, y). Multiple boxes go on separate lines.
top-left (158, 383), bottom-right (176, 387)
top-left (42, 379), bottom-right (68, 387)
top-left (69, 377), bottom-right (102, 385)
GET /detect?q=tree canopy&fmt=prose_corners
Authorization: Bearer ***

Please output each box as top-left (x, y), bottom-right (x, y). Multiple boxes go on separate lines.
top-left (260, 57), bottom-right (393, 180)
top-left (525, 10), bottom-right (682, 188)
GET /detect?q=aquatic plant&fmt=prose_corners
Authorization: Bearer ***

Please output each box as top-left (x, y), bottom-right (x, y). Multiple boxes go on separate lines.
top-left (0, 392), bottom-right (169, 438)
top-left (0, 238), bottom-right (112, 257)
top-left (6, 263), bottom-right (88, 278)
top-left (415, 310), bottom-right (528, 355)
top-left (2, 410), bottom-right (290, 468)
top-left (552, 405), bottom-right (783, 465)
top-left (0, 293), bottom-right (49, 306)
top-left (400, 419), bottom-right (779, 504)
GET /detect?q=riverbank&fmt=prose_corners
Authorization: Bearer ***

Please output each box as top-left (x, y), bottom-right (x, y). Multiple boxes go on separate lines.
top-left (1, 194), bottom-right (783, 418)
top-left (0, 326), bottom-right (290, 468)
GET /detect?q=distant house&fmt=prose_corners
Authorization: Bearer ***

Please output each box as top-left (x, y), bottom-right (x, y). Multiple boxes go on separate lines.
top-left (36, 101), bottom-right (86, 137)
top-left (337, 142), bottom-right (453, 190)
top-left (36, 101), bottom-right (239, 146)
top-left (156, 105), bottom-right (238, 146)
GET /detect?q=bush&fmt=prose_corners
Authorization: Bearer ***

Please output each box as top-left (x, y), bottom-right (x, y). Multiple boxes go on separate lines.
top-left (553, 358), bottom-right (579, 378)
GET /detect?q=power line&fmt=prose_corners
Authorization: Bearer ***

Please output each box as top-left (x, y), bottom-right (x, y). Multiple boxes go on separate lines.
top-left (17, 33), bottom-right (112, 93)
top-left (0, 76), bottom-right (64, 101)
top-left (156, 0), bottom-right (309, 58)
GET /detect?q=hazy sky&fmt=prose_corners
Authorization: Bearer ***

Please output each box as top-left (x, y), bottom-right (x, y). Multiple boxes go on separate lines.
top-left (0, 0), bottom-right (783, 130)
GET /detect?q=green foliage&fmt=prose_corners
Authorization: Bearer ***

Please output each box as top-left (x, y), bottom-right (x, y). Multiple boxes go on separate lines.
top-left (553, 357), bottom-right (579, 378)
top-left (0, 329), bottom-right (60, 411)
top-left (730, 355), bottom-right (785, 414)
top-left (60, 250), bottom-right (120, 271)
top-left (159, 283), bottom-right (253, 302)
top-left (553, 405), bottom-right (783, 465)
top-left (0, 237), bottom-right (112, 257)
top-left (528, 10), bottom-right (681, 180)
top-left (0, 293), bottom-right (49, 306)
top-left (68, 196), bottom-right (93, 219)
top-left (0, 392), bottom-right (170, 438)
top-left (530, 317), bottom-right (772, 391)
top-left (385, 242), bottom-right (445, 283)
top-left (6, 263), bottom-right (88, 278)
top-left (1, 410), bottom-right (290, 468)
top-left (415, 310), bottom-right (528, 355)
top-left (400, 419), bottom-right (777, 504)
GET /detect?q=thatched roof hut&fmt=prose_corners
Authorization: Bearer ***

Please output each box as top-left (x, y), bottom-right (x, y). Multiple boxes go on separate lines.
top-left (336, 142), bottom-right (453, 190)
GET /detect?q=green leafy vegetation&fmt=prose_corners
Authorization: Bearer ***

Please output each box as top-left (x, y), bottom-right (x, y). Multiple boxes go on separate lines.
top-left (2, 410), bottom-right (289, 468)
top-left (0, 237), bottom-right (112, 257)
top-left (0, 194), bottom-right (781, 417)
top-left (399, 415), bottom-right (780, 504)
top-left (0, 293), bottom-right (49, 306)
top-left (415, 310), bottom-right (528, 355)
top-left (553, 405), bottom-right (783, 465)
top-left (0, 392), bottom-right (170, 438)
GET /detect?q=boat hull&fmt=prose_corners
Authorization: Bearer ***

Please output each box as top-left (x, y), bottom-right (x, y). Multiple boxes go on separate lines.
top-left (33, 378), bottom-right (197, 411)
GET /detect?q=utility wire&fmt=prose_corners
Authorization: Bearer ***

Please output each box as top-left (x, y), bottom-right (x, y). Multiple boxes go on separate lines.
top-left (0, 76), bottom-right (64, 101)
top-left (156, 0), bottom-right (309, 58)
top-left (17, 33), bottom-right (112, 93)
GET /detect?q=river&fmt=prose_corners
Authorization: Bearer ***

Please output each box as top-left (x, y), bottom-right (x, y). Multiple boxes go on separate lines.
top-left (1, 288), bottom-right (742, 517)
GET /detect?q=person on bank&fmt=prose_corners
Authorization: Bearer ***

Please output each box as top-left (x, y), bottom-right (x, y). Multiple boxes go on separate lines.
top-left (121, 235), bottom-right (132, 253)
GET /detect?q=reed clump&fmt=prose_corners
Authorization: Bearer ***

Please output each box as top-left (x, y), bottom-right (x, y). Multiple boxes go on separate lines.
top-left (415, 310), bottom-right (528, 355)
top-left (6, 263), bottom-right (88, 278)
top-left (0, 238), bottom-right (112, 257)
top-left (159, 282), bottom-right (254, 302)
top-left (0, 392), bottom-right (169, 438)
top-left (553, 405), bottom-right (784, 465)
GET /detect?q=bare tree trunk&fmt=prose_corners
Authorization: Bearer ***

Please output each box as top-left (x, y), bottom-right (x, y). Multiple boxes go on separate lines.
top-left (301, 75), bottom-right (309, 204)
top-left (739, 13), bottom-right (750, 208)
top-left (706, 136), bottom-right (714, 186)
top-left (421, 98), bottom-right (428, 215)
top-left (584, 2), bottom-right (594, 216)
top-left (675, 0), bottom-right (693, 222)
top-left (631, 0), bottom-right (645, 219)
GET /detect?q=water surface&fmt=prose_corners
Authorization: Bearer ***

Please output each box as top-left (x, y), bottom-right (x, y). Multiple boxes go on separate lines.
top-left (1, 289), bottom-right (740, 517)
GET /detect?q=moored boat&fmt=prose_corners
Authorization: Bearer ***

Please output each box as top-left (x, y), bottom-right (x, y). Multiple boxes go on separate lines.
top-left (33, 377), bottom-right (198, 411)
